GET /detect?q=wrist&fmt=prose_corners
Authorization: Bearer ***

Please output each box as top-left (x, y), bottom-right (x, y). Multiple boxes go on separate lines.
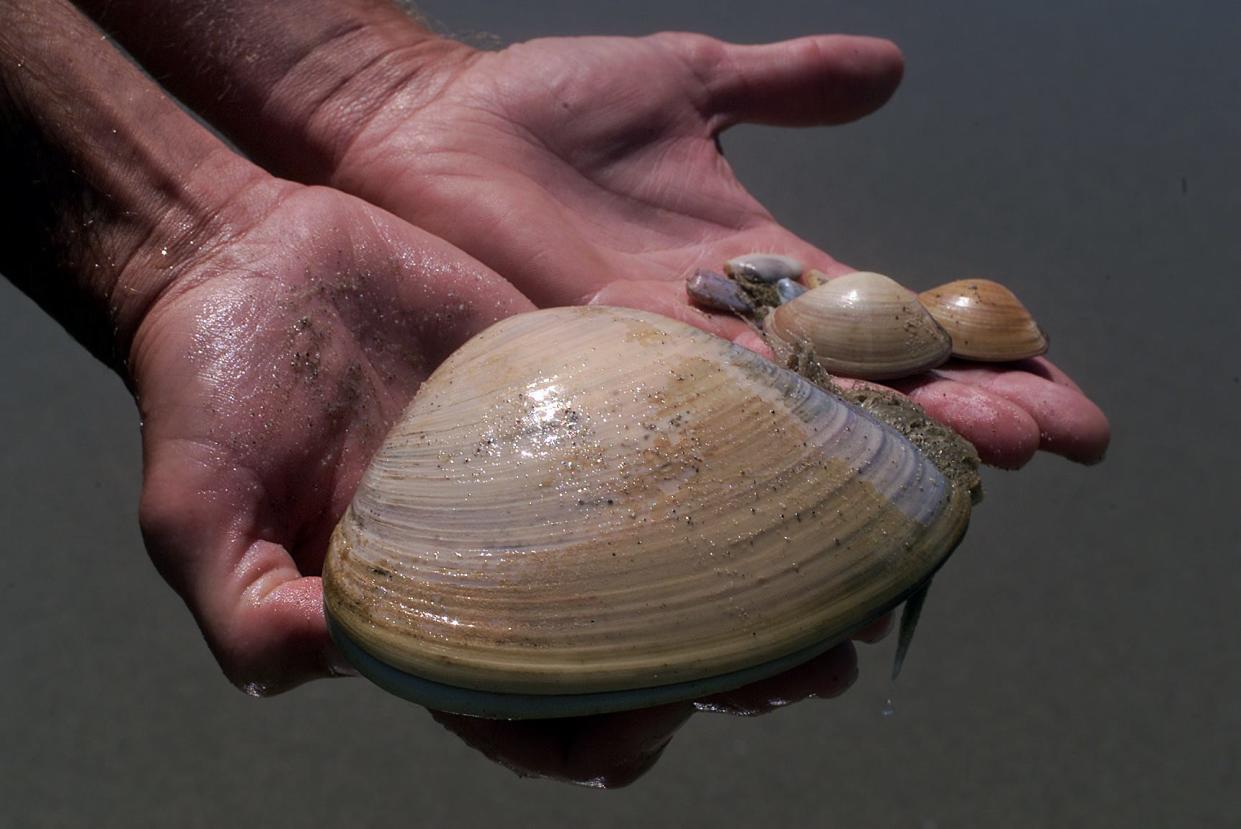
top-left (262, 15), bottom-right (475, 181)
top-left (78, 0), bottom-right (476, 183)
top-left (0, 0), bottom-right (271, 371)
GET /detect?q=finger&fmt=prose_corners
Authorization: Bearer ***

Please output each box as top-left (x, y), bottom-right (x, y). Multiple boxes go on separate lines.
top-left (851, 610), bottom-right (895, 644)
top-left (139, 448), bottom-right (352, 695)
top-left (654, 33), bottom-right (904, 129)
top-left (929, 364), bottom-right (1111, 464)
top-left (694, 642), bottom-right (858, 716)
top-left (884, 374), bottom-right (1042, 469)
top-left (216, 545), bottom-right (356, 694)
top-left (589, 279), bottom-right (773, 356)
top-left (1010, 355), bottom-right (1084, 393)
top-left (432, 702), bottom-right (693, 788)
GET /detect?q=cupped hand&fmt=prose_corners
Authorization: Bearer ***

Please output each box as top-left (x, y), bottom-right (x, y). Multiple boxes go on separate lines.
top-left (125, 169), bottom-right (888, 786)
top-left (16, 1), bottom-right (1035, 791)
top-left (127, 30), bottom-right (1104, 782)
top-left (129, 177), bottom-right (534, 694)
top-left (307, 31), bottom-right (1108, 467)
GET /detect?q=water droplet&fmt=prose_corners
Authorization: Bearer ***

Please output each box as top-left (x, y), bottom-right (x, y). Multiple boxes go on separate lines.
top-left (881, 696), bottom-right (896, 718)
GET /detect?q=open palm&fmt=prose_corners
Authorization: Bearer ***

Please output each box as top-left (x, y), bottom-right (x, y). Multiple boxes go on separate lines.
top-left (75, 10), bottom-right (1110, 461)
top-left (316, 32), bottom-right (1109, 467)
top-left (333, 34), bottom-right (893, 304)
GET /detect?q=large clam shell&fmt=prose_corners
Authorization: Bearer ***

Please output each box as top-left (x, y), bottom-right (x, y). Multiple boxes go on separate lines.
top-left (918, 278), bottom-right (1049, 361)
top-left (767, 272), bottom-right (952, 380)
top-left (324, 306), bottom-right (970, 717)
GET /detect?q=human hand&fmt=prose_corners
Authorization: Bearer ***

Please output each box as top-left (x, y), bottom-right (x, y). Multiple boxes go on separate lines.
top-left (75, 1), bottom-right (1106, 467)
top-left (129, 179), bottom-right (898, 778)
top-left (4, 1), bottom-right (905, 788)
top-left (4, 4), bottom-right (534, 695)
top-left (130, 180), bottom-right (535, 693)
top-left (318, 32), bottom-right (1108, 468)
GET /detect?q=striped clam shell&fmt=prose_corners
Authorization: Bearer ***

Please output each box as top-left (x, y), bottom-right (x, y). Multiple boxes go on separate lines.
top-left (918, 278), bottom-right (1048, 361)
top-left (767, 271), bottom-right (952, 380)
top-left (324, 306), bottom-right (970, 717)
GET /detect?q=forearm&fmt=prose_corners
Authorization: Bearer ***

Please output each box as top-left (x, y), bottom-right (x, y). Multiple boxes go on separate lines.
top-left (77, 0), bottom-right (465, 182)
top-left (0, 0), bottom-right (263, 368)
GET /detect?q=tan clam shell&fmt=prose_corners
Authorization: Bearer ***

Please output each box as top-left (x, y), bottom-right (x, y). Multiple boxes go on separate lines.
top-left (918, 279), bottom-right (1049, 361)
top-left (324, 306), bottom-right (970, 711)
top-left (767, 271), bottom-right (952, 380)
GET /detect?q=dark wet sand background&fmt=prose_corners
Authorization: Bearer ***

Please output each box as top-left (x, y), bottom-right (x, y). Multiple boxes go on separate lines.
top-left (2, 1), bottom-right (1237, 825)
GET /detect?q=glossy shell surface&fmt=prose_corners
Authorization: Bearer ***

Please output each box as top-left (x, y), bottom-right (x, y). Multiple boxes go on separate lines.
top-left (686, 268), bottom-right (754, 315)
top-left (767, 271), bottom-right (952, 380)
top-left (918, 278), bottom-right (1049, 361)
top-left (775, 277), bottom-right (808, 304)
top-left (724, 253), bottom-right (804, 283)
top-left (324, 306), bottom-right (970, 716)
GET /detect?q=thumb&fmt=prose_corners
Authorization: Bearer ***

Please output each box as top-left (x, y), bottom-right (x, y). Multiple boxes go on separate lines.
top-left (207, 550), bottom-right (354, 696)
top-left (652, 32), bottom-right (904, 129)
top-left (140, 451), bottom-right (352, 696)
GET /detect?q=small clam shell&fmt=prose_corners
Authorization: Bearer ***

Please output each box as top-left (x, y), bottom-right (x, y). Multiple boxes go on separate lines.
top-left (686, 268), bottom-right (754, 315)
top-left (918, 279), bottom-right (1049, 361)
top-left (724, 253), bottom-right (805, 283)
top-left (775, 277), bottom-right (808, 304)
top-left (324, 306), bottom-right (970, 717)
top-left (767, 272), bottom-right (952, 380)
